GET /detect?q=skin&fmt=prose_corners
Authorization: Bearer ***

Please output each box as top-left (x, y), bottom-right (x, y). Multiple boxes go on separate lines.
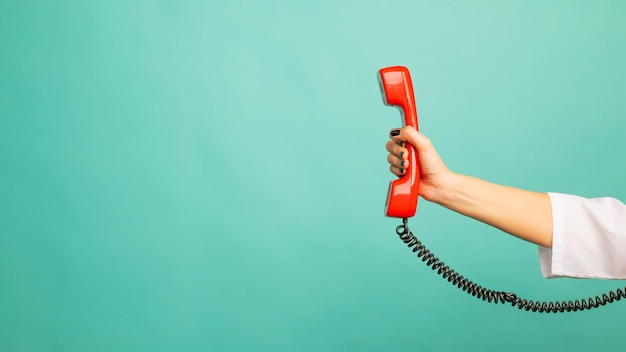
top-left (386, 126), bottom-right (553, 248)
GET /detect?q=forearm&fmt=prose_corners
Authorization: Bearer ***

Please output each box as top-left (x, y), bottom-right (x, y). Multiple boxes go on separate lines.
top-left (433, 173), bottom-right (553, 248)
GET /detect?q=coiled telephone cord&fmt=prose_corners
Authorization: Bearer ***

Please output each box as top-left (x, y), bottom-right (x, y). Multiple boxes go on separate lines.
top-left (396, 218), bottom-right (626, 313)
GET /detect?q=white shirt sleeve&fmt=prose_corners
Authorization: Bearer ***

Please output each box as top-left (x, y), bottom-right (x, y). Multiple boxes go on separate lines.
top-left (539, 192), bottom-right (626, 279)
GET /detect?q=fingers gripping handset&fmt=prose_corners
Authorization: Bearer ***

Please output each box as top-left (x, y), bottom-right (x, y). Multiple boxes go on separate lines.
top-left (378, 66), bottom-right (421, 218)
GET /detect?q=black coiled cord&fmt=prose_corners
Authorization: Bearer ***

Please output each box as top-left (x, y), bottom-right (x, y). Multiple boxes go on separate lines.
top-left (396, 218), bottom-right (626, 313)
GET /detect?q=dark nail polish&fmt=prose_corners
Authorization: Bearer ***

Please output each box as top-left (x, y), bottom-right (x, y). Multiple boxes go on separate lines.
top-left (400, 152), bottom-right (404, 158)
top-left (400, 161), bottom-right (405, 167)
top-left (390, 129), bottom-right (401, 136)
top-left (400, 168), bottom-right (404, 173)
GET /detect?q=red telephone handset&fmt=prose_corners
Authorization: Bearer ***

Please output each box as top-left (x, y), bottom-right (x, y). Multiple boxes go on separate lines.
top-left (378, 66), bottom-right (421, 218)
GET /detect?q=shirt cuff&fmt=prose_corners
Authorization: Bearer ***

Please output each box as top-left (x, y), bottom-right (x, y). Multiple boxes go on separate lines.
top-left (537, 192), bottom-right (626, 279)
top-left (538, 192), bottom-right (566, 278)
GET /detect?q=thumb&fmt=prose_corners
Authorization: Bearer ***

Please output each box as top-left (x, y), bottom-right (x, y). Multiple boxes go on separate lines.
top-left (401, 126), bottom-right (429, 150)
top-left (400, 126), bottom-right (448, 175)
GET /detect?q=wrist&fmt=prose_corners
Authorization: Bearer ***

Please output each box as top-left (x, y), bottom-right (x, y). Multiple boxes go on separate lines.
top-left (423, 170), bottom-right (460, 206)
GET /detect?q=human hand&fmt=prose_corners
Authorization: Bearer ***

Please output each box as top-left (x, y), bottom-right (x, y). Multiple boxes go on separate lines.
top-left (386, 126), bottom-right (453, 203)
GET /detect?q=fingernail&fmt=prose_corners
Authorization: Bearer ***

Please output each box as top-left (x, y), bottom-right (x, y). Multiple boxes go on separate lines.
top-left (400, 161), bottom-right (405, 167)
top-left (400, 152), bottom-right (404, 159)
top-left (390, 129), bottom-right (401, 136)
top-left (400, 168), bottom-right (404, 173)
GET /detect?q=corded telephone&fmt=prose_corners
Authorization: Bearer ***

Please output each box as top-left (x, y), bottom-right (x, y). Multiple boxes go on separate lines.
top-left (377, 65), bottom-right (626, 313)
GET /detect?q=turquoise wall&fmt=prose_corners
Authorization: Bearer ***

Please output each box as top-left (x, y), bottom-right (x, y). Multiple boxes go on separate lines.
top-left (2, 0), bottom-right (625, 351)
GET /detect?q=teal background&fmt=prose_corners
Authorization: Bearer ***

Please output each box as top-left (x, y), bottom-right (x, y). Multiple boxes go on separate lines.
top-left (1, 0), bottom-right (625, 351)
